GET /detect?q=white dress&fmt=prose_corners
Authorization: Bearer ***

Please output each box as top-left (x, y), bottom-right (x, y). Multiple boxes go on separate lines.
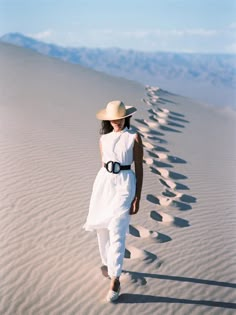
top-left (83, 127), bottom-right (137, 232)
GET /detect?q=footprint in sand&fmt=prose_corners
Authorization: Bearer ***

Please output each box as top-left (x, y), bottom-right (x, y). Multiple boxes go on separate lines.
top-left (160, 118), bottom-right (168, 125)
top-left (150, 110), bottom-right (168, 120)
top-left (146, 193), bottom-right (173, 207)
top-left (147, 192), bottom-right (190, 210)
top-left (157, 196), bottom-right (173, 207)
top-left (150, 96), bottom-right (160, 102)
top-left (148, 113), bottom-right (183, 133)
top-left (135, 118), bottom-right (147, 126)
top-left (143, 157), bottom-right (154, 165)
top-left (146, 85), bottom-right (160, 92)
top-left (150, 210), bottom-right (190, 228)
top-left (165, 180), bottom-right (189, 191)
top-left (156, 111), bottom-right (168, 119)
top-left (144, 148), bottom-right (169, 160)
top-left (151, 194), bottom-right (191, 211)
top-left (146, 150), bottom-right (159, 158)
top-left (162, 189), bottom-right (183, 198)
top-left (146, 136), bottom-right (167, 144)
top-left (159, 178), bottom-right (177, 189)
top-left (121, 271), bottom-right (147, 286)
top-left (156, 118), bottom-right (167, 125)
top-left (138, 126), bottom-right (150, 133)
top-left (150, 166), bottom-right (161, 175)
top-left (148, 108), bottom-right (158, 116)
top-left (148, 114), bottom-right (167, 125)
top-left (162, 189), bottom-right (196, 204)
top-left (142, 141), bottom-right (155, 149)
top-left (153, 108), bottom-right (168, 118)
top-left (144, 120), bottom-right (159, 128)
top-left (145, 164), bottom-right (169, 176)
top-left (156, 153), bottom-right (168, 160)
top-left (129, 224), bottom-right (157, 238)
top-left (156, 167), bottom-right (169, 178)
top-left (142, 98), bottom-right (152, 106)
top-left (129, 224), bottom-right (171, 243)
top-left (147, 158), bottom-right (173, 170)
top-left (124, 245), bottom-right (157, 263)
top-left (160, 108), bottom-right (170, 114)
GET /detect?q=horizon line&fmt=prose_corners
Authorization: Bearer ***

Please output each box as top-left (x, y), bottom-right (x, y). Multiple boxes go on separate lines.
top-left (1, 32), bottom-right (236, 56)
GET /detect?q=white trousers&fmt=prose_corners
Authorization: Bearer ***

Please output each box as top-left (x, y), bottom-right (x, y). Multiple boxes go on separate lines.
top-left (97, 226), bottom-right (127, 278)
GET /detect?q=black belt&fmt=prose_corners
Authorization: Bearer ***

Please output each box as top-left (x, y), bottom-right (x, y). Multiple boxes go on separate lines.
top-left (104, 161), bottom-right (131, 174)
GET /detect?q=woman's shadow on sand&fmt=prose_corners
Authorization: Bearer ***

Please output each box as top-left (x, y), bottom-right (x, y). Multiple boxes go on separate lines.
top-left (118, 271), bottom-right (236, 309)
top-left (117, 293), bottom-right (236, 310)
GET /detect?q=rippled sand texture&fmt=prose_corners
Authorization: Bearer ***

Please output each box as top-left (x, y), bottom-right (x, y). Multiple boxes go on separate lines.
top-left (1, 43), bottom-right (236, 315)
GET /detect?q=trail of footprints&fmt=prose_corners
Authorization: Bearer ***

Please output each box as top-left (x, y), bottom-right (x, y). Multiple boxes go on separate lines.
top-left (125, 85), bottom-right (195, 266)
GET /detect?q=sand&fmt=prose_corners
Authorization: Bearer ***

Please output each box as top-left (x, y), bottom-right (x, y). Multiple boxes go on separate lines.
top-left (0, 42), bottom-right (236, 315)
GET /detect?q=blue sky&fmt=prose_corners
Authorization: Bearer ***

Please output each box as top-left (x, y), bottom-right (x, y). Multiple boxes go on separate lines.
top-left (0, 0), bottom-right (236, 53)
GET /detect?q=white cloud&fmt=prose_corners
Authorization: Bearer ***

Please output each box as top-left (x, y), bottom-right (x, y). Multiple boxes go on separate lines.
top-left (28, 29), bottom-right (54, 41)
top-left (155, 28), bottom-right (218, 37)
top-left (150, 28), bottom-right (218, 37)
top-left (181, 29), bottom-right (218, 36)
top-left (88, 28), bottom-right (219, 39)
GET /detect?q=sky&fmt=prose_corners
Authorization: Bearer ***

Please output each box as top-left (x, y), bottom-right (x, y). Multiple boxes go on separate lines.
top-left (0, 0), bottom-right (236, 53)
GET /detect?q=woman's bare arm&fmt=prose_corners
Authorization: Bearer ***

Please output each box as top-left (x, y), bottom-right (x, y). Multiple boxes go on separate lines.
top-left (130, 133), bottom-right (143, 215)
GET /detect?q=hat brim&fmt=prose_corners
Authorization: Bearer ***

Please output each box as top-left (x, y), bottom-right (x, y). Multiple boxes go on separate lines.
top-left (96, 106), bottom-right (137, 120)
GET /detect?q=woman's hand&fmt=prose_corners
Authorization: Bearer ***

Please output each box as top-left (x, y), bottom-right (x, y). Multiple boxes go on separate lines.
top-left (129, 196), bottom-right (140, 215)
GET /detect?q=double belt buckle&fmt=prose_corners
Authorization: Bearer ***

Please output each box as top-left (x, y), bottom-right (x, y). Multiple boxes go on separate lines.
top-left (105, 161), bottom-right (121, 174)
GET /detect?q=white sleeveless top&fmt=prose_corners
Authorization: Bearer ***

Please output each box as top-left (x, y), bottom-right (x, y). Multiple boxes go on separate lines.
top-left (84, 127), bottom-right (137, 231)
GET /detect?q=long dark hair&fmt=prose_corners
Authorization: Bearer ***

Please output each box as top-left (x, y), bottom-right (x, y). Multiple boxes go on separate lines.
top-left (100, 116), bottom-right (131, 135)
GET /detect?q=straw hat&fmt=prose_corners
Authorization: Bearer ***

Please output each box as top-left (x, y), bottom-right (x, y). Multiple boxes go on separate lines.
top-left (96, 100), bottom-right (137, 120)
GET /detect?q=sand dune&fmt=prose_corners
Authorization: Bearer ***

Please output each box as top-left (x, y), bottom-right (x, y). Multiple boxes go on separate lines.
top-left (1, 43), bottom-right (236, 314)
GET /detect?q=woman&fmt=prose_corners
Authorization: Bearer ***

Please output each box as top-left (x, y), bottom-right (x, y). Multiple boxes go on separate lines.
top-left (83, 100), bottom-right (143, 302)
